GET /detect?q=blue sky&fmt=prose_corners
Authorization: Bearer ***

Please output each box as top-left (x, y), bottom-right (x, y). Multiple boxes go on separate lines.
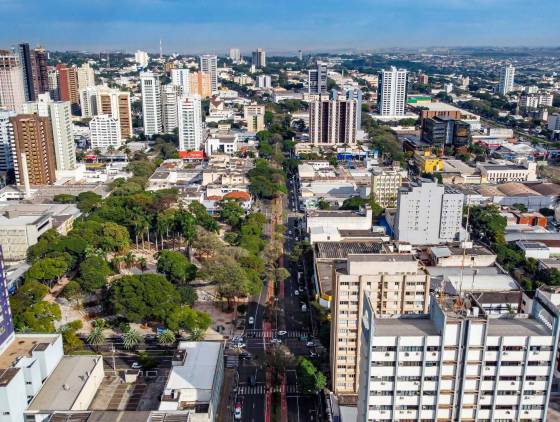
top-left (1, 0), bottom-right (559, 53)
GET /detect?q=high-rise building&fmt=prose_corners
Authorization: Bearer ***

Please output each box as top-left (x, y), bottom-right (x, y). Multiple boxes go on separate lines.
top-left (21, 94), bottom-right (76, 172)
top-left (498, 64), bottom-right (515, 95)
top-left (0, 249), bottom-right (15, 350)
top-left (298, 50), bottom-right (303, 61)
top-left (16, 43), bottom-right (36, 101)
top-left (79, 86), bottom-right (97, 118)
top-left (308, 61), bottom-right (328, 94)
top-left (229, 48), bottom-right (241, 63)
top-left (330, 252), bottom-right (430, 398)
top-left (252, 48), bottom-right (266, 68)
top-left (377, 67), bottom-right (408, 116)
top-left (421, 116), bottom-right (471, 147)
top-left (9, 114), bottom-right (56, 185)
top-left (31, 47), bottom-right (49, 97)
top-left (140, 71), bottom-right (162, 137)
top-left (79, 86), bottom-right (132, 140)
top-left (199, 54), bottom-right (218, 93)
top-left (76, 62), bottom-right (95, 92)
top-left (344, 88), bottom-right (363, 129)
top-left (56, 64), bottom-right (79, 114)
top-left (171, 68), bottom-right (190, 94)
top-left (418, 73), bottom-right (429, 85)
top-left (395, 180), bottom-right (463, 245)
top-left (189, 71), bottom-right (212, 98)
top-left (89, 114), bottom-right (122, 150)
top-left (548, 113), bottom-right (560, 131)
top-left (357, 290), bottom-right (560, 422)
top-left (0, 50), bottom-right (25, 112)
top-left (244, 103), bottom-right (265, 133)
top-left (371, 165), bottom-right (402, 208)
top-left (47, 67), bottom-right (59, 101)
top-left (309, 94), bottom-right (357, 146)
top-left (177, 94), bottom-right (203, 152)
top-left (134, 50), bottom-right (149, 68)
top-left (162, 84), bottom-right (180, 134)
top-left (0, 110), bottom-right (16, 172)
top-left (257, 75), bottom-right (271, 89)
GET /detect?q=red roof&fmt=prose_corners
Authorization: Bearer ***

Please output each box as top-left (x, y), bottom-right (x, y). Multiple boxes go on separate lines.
top-left (207, 195), bottom-right (223, 201)
top-left (179, 150), bottom-right (204, 159)
top-left (224, 191), bottom-right (251, 201)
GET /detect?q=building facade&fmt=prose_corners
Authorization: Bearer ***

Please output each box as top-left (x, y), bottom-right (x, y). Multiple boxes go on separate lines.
top-left (189, 71), bottom-right (213, 98)
top-left (76, 62), bottom-right (95, 92)
top-left (0, 110), bottom-right (16, 172)
top-left (377, 67), bottom-right (408, 116)
top-left (252, 48), bottom-right (266, 68)
top-left (199, 55), bottom-right (218, 93)
top-left (309, 94), bottom-right (357, 146)
top-left (56, 64), bottom-right (79, 114)
top-left (244, 103), bottom-right (265, 133)
top-left (80, 85), bottom-right (132, 140)
top-left (134, 50), bottom-right (149, 68)
top-left (171, 68), bottom-right (190, 94)
top-left (0, 50), bottom-right (25, 112)
top-left (89, 114), bottom-right (122, 150)
top-left (371, 166), bottom-right (402, 208)
top-left (140, 71), bottom-right (163, 137)
top-left (229, 48), bottom-right (241, 63)
top-left (162, 84), bottom-right (180, 134)
top-left (308, 61), bottom-right (328, 94)
top-left (178, 94), bottom-right (203, 152)
top-left (499, 64), bottom-right (515, 95)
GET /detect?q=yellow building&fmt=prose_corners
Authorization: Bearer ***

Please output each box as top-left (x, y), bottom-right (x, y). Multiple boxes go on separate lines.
top-left (415, 150), bottom-right (443, 173)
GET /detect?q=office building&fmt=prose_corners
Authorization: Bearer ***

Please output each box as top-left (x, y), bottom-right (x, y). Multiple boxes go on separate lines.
top-left (229, 48), bottom-right (241, 63)
top-left (171, 67), bottom-right (190, 94)
top-left (357, 290), bottom-right (560, 422)
top-left (371, 165), bottom-right (402, 208)
top-left (421, 116), bottom-right (471, 147)
top-left (308, 61), bottom-right (328, 94)
top-left (178, 94), bottom-right (203, 151)
top-left (395, 180), bottom-right (464, 245)
top-left (9, 114), bottom-right (56, 185)
top-left (244, 103), bottom-right (265, 133)
top-left (199, 54), bottom-right (218, 93)
top-left (519, 93), bottom-right (554, 109)
top-left (47, 67), bottom-right (58, 101)
top-left (134, 50), bottom-right (149, 68)
top-left (22, 94), bottom-right (76, 172)
top-left (499, 64), bottom-right (515, 95)
top-left (56, 64), bottom-right (79, 113)
top-left (0, 50), bottom-right (25, 112)
top-left (252, 48), bottom-right (266, 68)
top-left (309, 94), bottom-right (357, 146)
top-left (330, 252), bottom-right (430, 398)
top-left (162, 84), bottom-right (180, 134)
top-left (76, 62), bottom-right (95, 92)
top-left (257, 75), bottom-right (272, 89)
top-left (189, 71), bottom-right (213, 98)
top-left (298, 50), bottom-right (303, 61)
top-left (89, 114), bottom-right (122, 150)
top-left (0, 110), bottom-right (15, 172)
top-left (31, 47), bottom-right (48, 97)
top-left (140, 71), bottom-right (162, 137)
top-left (377, 67), bottom-right (408, 116)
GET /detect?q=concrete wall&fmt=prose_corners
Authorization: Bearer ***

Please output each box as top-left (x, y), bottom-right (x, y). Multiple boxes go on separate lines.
top-left (0, 369), bottom-right (27, 422)
top-left (70, 356), bottom-right (104, 410)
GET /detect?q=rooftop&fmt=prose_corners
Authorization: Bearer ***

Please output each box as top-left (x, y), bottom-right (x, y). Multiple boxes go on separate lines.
top-left (0, 335), bottom-right (58, 368)
top-left (373, 318), bottom-right (439, 336)
top-left (486, 317), bottom-right (550, 337)
top-left (315, 241), bottom-right (384, 260)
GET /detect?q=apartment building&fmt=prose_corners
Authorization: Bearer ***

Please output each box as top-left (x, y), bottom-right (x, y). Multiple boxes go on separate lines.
top-left (76, 62), bottom-right (95, 92)
top-left (16, 43), bottom-right (48, 101)
top-left (377, 67), bottom-right (408, 116)
top-left (134, 50), bottom-right (149, 68)
top-left (244, 103), bottom-right (265, 133)
top-left (371, 165), bottom-right (403, 208)
top-left (357, 290), bottom-right (560, 422)
top-left (140, 71), bottom-right (162, 136)
top-left (171, 68), bottom-right (190, 94)
top-left (199, 54), bottom-right (218, 93)
top-left (499, 64), bottom-right (515, 95)
top-left (308, 61), bottom-right (328, 94)
top-left (178, 94), bottom-right (203, 152)
top-left (0, 50), bottom-right (25, 112)
top-left (189, 71), bottom-right (213, 98)
top-left (331, 253), bottom-right (430, 399)
top-left (56, 64), bottom-right (79, 113)
top-left (394, 180), bottom-right (464, 245)
top-left (0, 110), bottom-right (16, 172)
top-left (89, 114), bottom-right (122, 150)
top-left (309, 94), bottom-right (357, 146)
top-left (80, 86), bottom-right (132, 139)
top-left (252, 48), bottom-right (266, 68)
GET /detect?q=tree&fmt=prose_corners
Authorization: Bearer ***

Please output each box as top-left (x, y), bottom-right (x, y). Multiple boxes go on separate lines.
top-left (156, 250), bottom-right (197, 284)
top-left (266, 345), bottom-right (294, 387)
top-left (316, 198), bottom-right (330, 210)
top-left (340, 196), bottom-right (367, 210)
top-left (297, 357), bottom-right (326, 394)
top-left (62, 280), bottom-right (82, 305)
top-left (25, 257), bottom-right (70, 288)
top-left (178, 286), bottom-right (198, 306)
top-left (220, 200), bottom-right (245, 228)
top-left (87, 320), bottom-right (106, 351)
top-left (53, 194), bottom-right (76, 204)
top-left (77, 256), bottom-right (112, 292)
top-left (157, 329), bottom-right (176, 347)
top-left (468, 205), bottom-right (507, 244)
top-left (138, 257), bottom-right (148, 272)
top-left (189, 202), bottom-right (219, 232)
top-left (100, 222), bottom-right (130, 252)
top-left (77, 191), bottom-right (102, 213)
top-left (188, 327), bottom-right (205, 341)
top-left (165, 305), bottom-right (212, 333)
top-left (192, 227), bottom-right (224, 259)
top-left (59, 320), bottom-right (84, 353)
top-left (122, 328), bottom-right (142, 350)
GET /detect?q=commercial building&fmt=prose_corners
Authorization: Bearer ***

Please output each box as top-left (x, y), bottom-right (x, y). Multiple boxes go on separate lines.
top-left (308, 61), bottom-right (328, 94)
top-left (415, 102), bottom-right (481, 128)
top-left (47, 68), bottom-right (58, 101)
top-left (0, 50), bottom-right (25, 112)
top-left (395, 180), bottom-right (464, 245)
top-left (9, 114), bottom-right (56, 185)
top-left (159, 341), bottom-right (224, 422)
top-left (0, 110), bottom-right (15, 172)
top-left (76, 62), bottom-right (95, 92)
top-left (477, 161), bottom-right (537, 184)
top-left (134, 50), bottom-right (149, 68)
top-left (309, 94), bottom-right (357, 146)
top-left (421, 116), bottom-right (471, 147)
top-left (330, 252), bottom-right (430, 398)
top-left (140, 71), bottom-right (162, 137)
top-left (306, 208), bottom-right (373, 240)
top-left (178, 95), bottom-right (203, 152)
top-left (414, 150), bottom-right (444, 174)
top-left (199, 55), bottom-right (218, 93)
top-left (171, 68), bottom-right (190, 94)
top-left (56, 65), bottom-right (79, 114)
top-left (498, 64), bottom-right (515, 95)
top-left (229, 48), bottom-right (241, 63)
top-left (357, 290), bottom-right (560, 422)
top-left (189, 71), bottom-right (213, 98)
top-left (519, 93), bottom-right (554, 109)
top-left (21, 94), bottom-right (76, 172)
top-left (377, 67), bottom-right (408, 116)
top-left (243, 103), bottom-right (265, 133)
top-left (371, 165), bottom-right (403, 208)
top-left (89, 114), bottom-right (122, 150)
top-left (251, 48), bottom-right (266, 68)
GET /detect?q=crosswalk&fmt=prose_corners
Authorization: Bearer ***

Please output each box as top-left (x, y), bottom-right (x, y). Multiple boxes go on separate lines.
top-left (237, 384), bottom-right (300, 395)
top-left (243, 330), bottom-right (309, 339)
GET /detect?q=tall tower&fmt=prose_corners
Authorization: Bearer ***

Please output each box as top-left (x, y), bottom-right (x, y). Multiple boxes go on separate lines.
top-left (377, 66), bottom-right (408, 116)
top-left (0, 50), bottom-right (25, 111)
top-left (0, 110), bottom-right (16, 171)
top-left (56, 64), bottom-right (79, 114)
top-left (140, 71), bottom-right (162, 137)
top-left (252, 48), bottom-right (266, 68)
top-left (16, 43), bottom-right (35, 101)
top-left (308, 61), bottom-right (328, 94)
top-left (199, 54), bottom-right (218, 94)
top-left (159, 38), bottom-right (163, 60)
top-left (178, 94), bottom-right (203, 152)
top-left (498, 64), bottom-right (515, 95)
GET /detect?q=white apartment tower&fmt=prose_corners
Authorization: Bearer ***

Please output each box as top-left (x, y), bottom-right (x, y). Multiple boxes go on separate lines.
top-left (499, 64), bottom-right (515, 95)
top-left (229, 48), bottom-right (241, 63)
top-left (140, 72), bottom-right (162, 137)
top-left (162, 84), bottom-right (180, 134)
top-left (357, 291), bottom-right (560, 422)
top-left (171, 68), bottom-right (190, 94)
top-left (377, 67), bottom-right (408, 116)
top-left (252, 48), bottom-right (266, 68)
top-left (134, 50), bottom-right (149, 68)
top-left (76, 62), bottom-right (95, 92)
top-left (308, 61), bottom-right (328, 94)
top-left (89, 114), bottom-right (122, 150)
top-left (21, 94), bottom-right (76, 171)
top-left (0, 110), bottom-right (16, 171)
top-left (309, 94), bottom-right (357, 146)
top-left (178, 94), bottom-right (203, 151)
top-left (257, 75), bottom-right (272, 89)
top-left (199, 55), bottom-right (218, 94)
top-left (47, 68), bottom-right (59, 101)
top-left (0, 50), bottom-right (25, 112)
top-left (395, 180), bottom-right (463, 245)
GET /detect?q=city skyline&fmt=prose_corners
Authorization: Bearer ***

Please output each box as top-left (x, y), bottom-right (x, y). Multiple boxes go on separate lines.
top-left (1, 0), bottom-right (559, 53)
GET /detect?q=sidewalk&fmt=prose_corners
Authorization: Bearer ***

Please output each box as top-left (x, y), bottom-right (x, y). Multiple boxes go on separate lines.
top-left (217, 368), bottom-right (236, 422)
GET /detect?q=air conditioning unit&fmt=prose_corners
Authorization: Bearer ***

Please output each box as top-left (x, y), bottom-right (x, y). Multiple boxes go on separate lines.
top-left (380, 411), bottom-right (386, 414)
top-left (511, 382), bottom-right (515, 385)
top-left (529, 381), bottom-right (535, 385)
top-left (405, 352), bottom-right (410, 356)
top-left (385, 352), bottom-right (390, 356)
top-left (432, 352), bottom-right (437, 356)
top-left (414, 381), bottom-right (419, 385)
top-left (381, 382), bottom-right (385, 385)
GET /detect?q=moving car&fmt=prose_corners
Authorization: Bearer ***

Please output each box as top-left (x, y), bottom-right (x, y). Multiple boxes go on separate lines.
top-left (294, 290), bottom-right (299, 296)
top-left (270, 338), bottom-right (282, 345)
top-left (277, 330), bottom-right (287, 336)
top-left (234, 403), bottom-right (242, 420)
top-left (131, 362), bottom-right (141, 369)
top-left (248, 316), bottom-right (255, 326)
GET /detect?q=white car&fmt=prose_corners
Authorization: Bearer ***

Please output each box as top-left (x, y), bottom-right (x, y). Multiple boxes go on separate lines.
top-left (306, 341), bottom-right (315, 347)
top-left (234, 403), bottom-right (242, 420)
top-left (294, 290), bottom-right (299, 296)
top-left (131, 362), bottom-right (141, 369)
top-left (270, 338), bottom-right (282, 345)
top-left (277, 330), bottom-right (287, 336)
top-left (248, 316), bottom-right (255, 325)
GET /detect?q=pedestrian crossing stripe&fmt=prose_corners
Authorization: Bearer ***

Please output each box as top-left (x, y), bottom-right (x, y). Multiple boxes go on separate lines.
top-left (237, 385), bottom-right (299, 395)
top-left (243, 330), bottom-right (309, 338)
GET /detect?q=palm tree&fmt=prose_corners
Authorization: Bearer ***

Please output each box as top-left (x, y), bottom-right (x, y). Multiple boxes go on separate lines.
top-left (138, 257), bottom-right (148, 273)
top-left (157, 330), bottom-right (176, 347)
top-left (122, 329), bottom-right (142, 350)
top-left (123, 252), bottom-right (136, 269)
top-left (87, 320), bottom-right (106, 352)
top-left (188, 327), bottom-right (205, 341)
top-left (111, 256), bottom-right (123, 273)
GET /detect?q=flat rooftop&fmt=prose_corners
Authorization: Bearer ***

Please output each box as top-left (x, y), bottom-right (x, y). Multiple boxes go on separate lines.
top-left (373, 318), bottom-right (439, 336)
top-left (47, 411), bottom-right (191, 422)
top-left (307, 209), bottom-right (368, 218)
top-left (0, 335), bottom-right (58, 368)
top-left (27, 355), bottom-right (102, 411)
top-left (486, 317), bottom-right (550, 337)
top-left (315, 241), bottom-right (384, 259)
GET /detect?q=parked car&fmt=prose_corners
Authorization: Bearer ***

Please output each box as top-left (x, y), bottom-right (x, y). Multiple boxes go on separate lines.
top-left (277, 330), bottom-right (287, 336)
top-left (131, 362), bottom-right (142, 369)
top-left (249, 375), bottom-right (257, 386)
top-left (270, 338), bottom-right (282, 345)
top-left (248, 316), bottom-right (255, 326)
